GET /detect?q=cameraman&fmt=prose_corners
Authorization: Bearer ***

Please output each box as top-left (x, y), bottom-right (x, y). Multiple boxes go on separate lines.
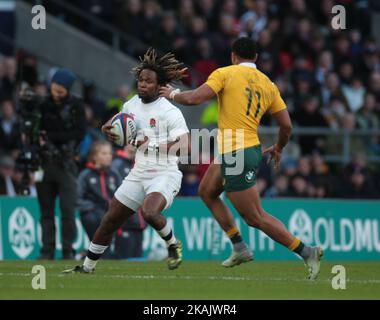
top-left (36, 68), bottom-right (86, 260)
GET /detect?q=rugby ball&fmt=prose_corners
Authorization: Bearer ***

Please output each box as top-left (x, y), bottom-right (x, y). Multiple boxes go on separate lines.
top-left (110, 113), bottom-right (137, 147)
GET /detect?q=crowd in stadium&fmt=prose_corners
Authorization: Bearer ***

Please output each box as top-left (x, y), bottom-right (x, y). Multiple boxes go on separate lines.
top-left (1, 0), bottom-right (380, 199)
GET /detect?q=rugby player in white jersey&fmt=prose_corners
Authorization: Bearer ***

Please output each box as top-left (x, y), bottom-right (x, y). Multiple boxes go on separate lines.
top-left (63, 48), bottom-right (189, 273)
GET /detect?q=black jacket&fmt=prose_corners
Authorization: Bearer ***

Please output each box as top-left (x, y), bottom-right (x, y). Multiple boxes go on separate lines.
top-left (77, 163), bottom-right (121, 214)
top-left (39, 94), bottom-right (86, 161)
top-left (111, 149), bottom-right (134, 179)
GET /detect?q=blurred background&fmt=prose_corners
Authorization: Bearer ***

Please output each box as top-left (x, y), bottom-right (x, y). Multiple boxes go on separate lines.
top-left (1, 0), bottom-right (380, 200)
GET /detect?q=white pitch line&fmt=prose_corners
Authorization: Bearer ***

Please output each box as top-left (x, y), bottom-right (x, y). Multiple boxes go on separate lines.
top-left (2, 272), bottom-right (380, 284)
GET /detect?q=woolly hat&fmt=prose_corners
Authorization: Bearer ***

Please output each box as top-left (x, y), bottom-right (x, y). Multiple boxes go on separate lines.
top-left (51, 68), bottom-right (76, 91)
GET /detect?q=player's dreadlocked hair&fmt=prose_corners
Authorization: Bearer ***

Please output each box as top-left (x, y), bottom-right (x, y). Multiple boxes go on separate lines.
top-left (132, 48), bottom-right (187, 85)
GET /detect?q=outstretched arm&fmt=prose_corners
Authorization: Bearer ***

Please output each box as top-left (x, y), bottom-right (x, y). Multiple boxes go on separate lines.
top-left (160, 84), bottom-right (216, 105)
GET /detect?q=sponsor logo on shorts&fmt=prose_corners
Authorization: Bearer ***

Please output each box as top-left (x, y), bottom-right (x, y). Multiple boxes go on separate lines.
top-left (245, 170), bottom-right (255, 183)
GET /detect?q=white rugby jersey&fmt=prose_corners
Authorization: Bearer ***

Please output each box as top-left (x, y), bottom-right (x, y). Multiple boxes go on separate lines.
top-left (121, 95), bottom-right (189, 173)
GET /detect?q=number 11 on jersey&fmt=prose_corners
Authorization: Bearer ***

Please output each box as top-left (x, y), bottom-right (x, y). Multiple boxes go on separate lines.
top-left (245, 87), bottom-right (261, 118)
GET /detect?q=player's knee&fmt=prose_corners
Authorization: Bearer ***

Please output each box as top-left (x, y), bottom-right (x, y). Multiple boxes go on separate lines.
top-left (141, 208), bottom-right (160, 224)
top-left (198, 183), bottom-right (216, 203)
top-left (198, 183), bottom-right (208, 200)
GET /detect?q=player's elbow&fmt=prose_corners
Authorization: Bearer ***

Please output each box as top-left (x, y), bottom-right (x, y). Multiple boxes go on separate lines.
top-left (187, 94), bottom-right (202, 105)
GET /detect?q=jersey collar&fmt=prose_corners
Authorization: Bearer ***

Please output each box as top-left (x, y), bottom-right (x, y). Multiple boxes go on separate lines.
top-left (239, 62), bottom-right (257, 69)
top-left (140, 96), bottom-right (162, 107)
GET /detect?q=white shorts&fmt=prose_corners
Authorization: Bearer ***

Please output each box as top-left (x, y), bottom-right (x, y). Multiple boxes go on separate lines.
top-left (114, 169), bottom-right (182, 212)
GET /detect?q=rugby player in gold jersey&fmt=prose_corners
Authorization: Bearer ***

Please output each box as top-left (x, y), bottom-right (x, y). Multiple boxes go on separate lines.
top-left (160, 37), bottom-right (323, 280)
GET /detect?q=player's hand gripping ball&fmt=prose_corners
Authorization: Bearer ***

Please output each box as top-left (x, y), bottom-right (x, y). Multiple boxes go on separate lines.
top-left (110, 113), bottom-right (137, 147)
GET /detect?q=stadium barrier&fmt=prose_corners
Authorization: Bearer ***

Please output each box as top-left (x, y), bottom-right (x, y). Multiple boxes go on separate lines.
top-left (0, 196), bottom-right (379, 261)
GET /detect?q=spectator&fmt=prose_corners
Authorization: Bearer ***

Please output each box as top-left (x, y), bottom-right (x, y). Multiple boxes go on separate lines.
top-left (297, 156), bottom-right (312, 182)
top-left (292, 72), bottom-right (315, 107)
top-left (293, 95), bottom-right (328, 154)
top-left (337, 61), bottom-right (355, 86)
top-left (310, 152), bottom-right (331, 181)
top-left (356, 92), bottom-right (380, 130)
top-left (357, 38), bottom-right (380, 82)
top-left (326, 113), bottom-right (367, 157)
top-left (342, 77), bottom-right (365, 113)
top-left (111, 144), bottom-right (136, 179)
top-left (34, 68), bottom-right (86, 260)
top-left (196, 0), bottom-right (218, 31)
top-left (368, 71), bottom-right (380, 102)
top-left (289, 175), bottom-right (309, 198)
top-left (141, 0), bottom-right (162, 43)
top-left (239, 14), bottom-right (256, 40)
top-left (192, 37), bottom-right (219, 86)
top-left (343, 167), bottom-right (377, 199)
top-left (332, 33), bottom-right (352, 69)
top-left (153, 11), bottom-right (185, 54)
top-left (78, 105), bottom-right (105, 166)
top-left (77, 140), bottom-right (121, 257)
top-left (16, 52), bottom-right (38, 88)
top-left (240, 0), bottom-right (268, 39)
top-left (178, 0), bottom-right (195, 30)
top-left (0, 57), bottom-right (17, 100)
top-left (82, 80), bottom-right (106, 125)
top-left (264, 174), bottom-right (290, 198)
top-left (257, 29), bottom-right (276, 55)
top-left (0, 99), bottom-right (22, 157)
top-left (212, 13), bottom-right (237, 66)
top-left (314, 50), bottom-right (333, 87)
top-left (290, 55), bottom-right (313, 90)
top-left (281, 158), bottom-right (298, 178)
top-left (314, 180), bottom-right (331, 198)
top-left (322, 97), bottom-right (349, 130)
top-left (116, 0), bottom-right (143, 38)
top-left (257, 51), bottom-right (276, 80)
top-left (309, 32), bottom-right (327, 62)
top-left (0, 155), bottom-right (16, 196)
top-left (187, 16), bottom-right (209, 47)
top-left (319, 72), bottom-right (348, 108)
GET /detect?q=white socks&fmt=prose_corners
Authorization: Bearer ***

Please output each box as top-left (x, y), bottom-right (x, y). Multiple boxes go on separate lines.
top-left (83, 242), bottom-right (108, 272)
top-left (158, 223), bottom-right (177, 247)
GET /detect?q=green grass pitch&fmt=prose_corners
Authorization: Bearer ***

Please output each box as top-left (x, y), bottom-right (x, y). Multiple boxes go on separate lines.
top-left (0, 260), bottom-right (379, 299)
